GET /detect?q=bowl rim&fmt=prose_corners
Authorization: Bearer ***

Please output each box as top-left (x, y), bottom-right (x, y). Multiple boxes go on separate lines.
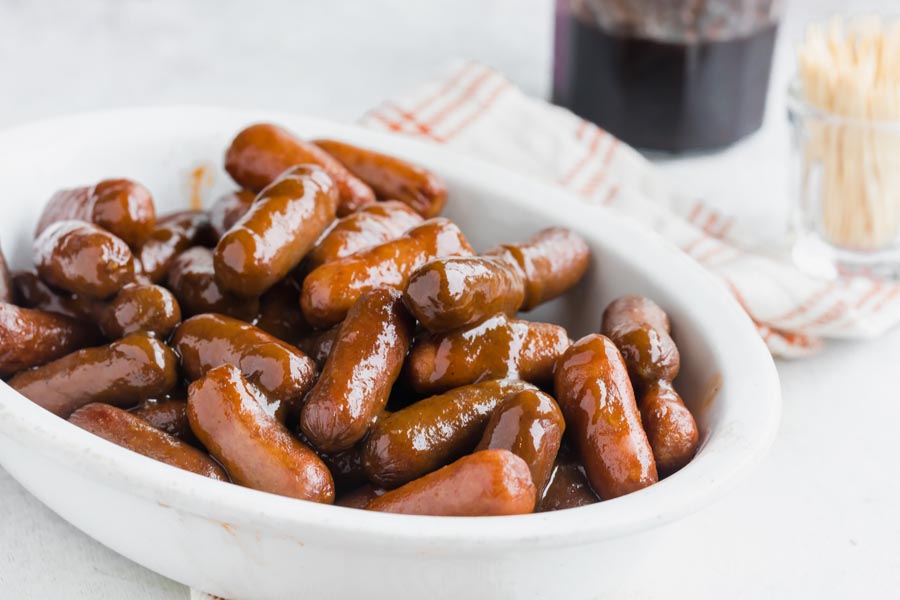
top-left (0, 106), bottom-right (781, 551)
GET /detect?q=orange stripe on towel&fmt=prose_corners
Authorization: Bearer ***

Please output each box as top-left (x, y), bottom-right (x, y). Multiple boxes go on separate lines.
top-left (435, 80), bottom-right (511, 142)
top-left (419, 67), bottom-right (495, 130)
top-left (767, 282), bottom-right (838, 324)
top-left (580, 138), bottom-right (620, 197)
top-left (404, 62), bottom-right (484, 120)
top-left (686, 201), bottom-right (704, 224)
top-left (869, 285), bottom-right (900, 313)
top-left (558, 127), bottom-right (606, 186)
top-left (721, 276), bottom-right (813, 349)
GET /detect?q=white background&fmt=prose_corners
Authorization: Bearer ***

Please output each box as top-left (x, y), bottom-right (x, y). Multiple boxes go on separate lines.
top-left (1, 0), bottom-right (898, 598)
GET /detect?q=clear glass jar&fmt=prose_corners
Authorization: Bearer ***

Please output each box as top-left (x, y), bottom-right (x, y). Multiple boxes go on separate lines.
top-left (789, 80), bottom-right (900, 280)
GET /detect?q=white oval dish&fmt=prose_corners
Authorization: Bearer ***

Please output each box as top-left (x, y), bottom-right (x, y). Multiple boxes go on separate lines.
top-left (0, 107), bottom-right (780, 600)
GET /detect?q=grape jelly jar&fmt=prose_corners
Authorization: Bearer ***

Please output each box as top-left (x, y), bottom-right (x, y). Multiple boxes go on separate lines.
top-left (552, 0), bottom-right (782, 153)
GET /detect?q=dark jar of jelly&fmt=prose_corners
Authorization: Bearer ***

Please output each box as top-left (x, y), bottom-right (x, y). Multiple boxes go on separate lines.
top-left (552, 0), bottom-right (782, 153)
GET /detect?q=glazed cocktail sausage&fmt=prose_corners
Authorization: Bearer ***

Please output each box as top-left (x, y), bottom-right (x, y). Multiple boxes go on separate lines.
top-left (488, 227), bottom-right (590, 311)
top-left (166, 247), bottom-right (259, 320)
top-left (70, 403), bottom-right (226, 480)
top-left (34, 221), bottom-right (135, 299)
top-left (296, 326), bottom-right (339, 368)
top-left (554, 334), bottom-right (657, 499)
top-left (36, 179), bottom-right (156, 249)
top-left (139, 210), bottom-right (214, 283)
top-left (300, 288), bottom-right (414, 452)
top-left (362, 379), bottom-right (536, 488)
top-left (13, 272), bottom-right (180, 340)
top-left (537, 447), bottom-right (600, 512)
top-left (171, 314), bottom-right (317, 424)
top-left (0, 303), bottom-right (101, 377)
top-left (252, 277), bottom-right (308, 345)
top-left (404, 227), bottom-right (589, 333)
top-left (305, 200), bottom-right (423, 271)
top-left (366, 449), bottom-right (536, 516)
top-left (314, 139), bottom-right (448, 218)
top-left (301, 218), bottom-right (473, 328)
top-left (131, 398), bottom-right (199, 446)
top-left (296, 412), bottom-right (390, 492)
top-left (224, 123), bottom-right (375, 216)
top-left (405, 313), bottom-right (570, 395)
top-left (638, 380), bottom-right (699, 476)
top-left (601, 295), bottom-right (680, 384)
top-left (187, 364), bottom-right (335, 503)
top-left (475, 389), bottom-right (565, 492)
top-left (314, 443), bottom-right (368, 492)
top-left (8, 333), bottom-right (178, 418)
top-left (403, 255), bottom-right (524, 333)
top-left (208, 189), bottom-right (255, 239)
top-left (603, 298), bottom-right (697, 473)
top-left (214, 164), bottom-right (338, 297)
top-left (11, 270), bottom-right (86, 318)
top-left (95, 283), bottom-right (182, 339)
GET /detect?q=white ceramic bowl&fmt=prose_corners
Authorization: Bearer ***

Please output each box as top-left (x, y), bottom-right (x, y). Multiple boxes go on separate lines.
top-left (0, 107), bottom-right (780, 600)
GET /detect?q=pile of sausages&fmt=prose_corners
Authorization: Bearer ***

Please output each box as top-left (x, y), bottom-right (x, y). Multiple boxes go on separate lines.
top-left (0, 123), bottom-right (699, 516)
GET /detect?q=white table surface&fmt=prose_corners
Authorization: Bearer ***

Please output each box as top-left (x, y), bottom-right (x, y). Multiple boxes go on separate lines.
top-left (1, 1), bottom-right (898, 598)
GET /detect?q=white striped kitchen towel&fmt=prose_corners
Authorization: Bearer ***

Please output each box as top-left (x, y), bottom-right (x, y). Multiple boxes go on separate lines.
top-left (359, 60), bottom-right (900, 357)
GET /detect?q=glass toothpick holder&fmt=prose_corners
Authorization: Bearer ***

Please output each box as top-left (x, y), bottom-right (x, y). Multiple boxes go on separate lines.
top-left (790, 80), bottom-right (900, 280)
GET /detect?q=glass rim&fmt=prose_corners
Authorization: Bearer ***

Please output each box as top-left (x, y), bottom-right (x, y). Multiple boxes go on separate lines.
top-left (787, 76), bottom-right (900, 131)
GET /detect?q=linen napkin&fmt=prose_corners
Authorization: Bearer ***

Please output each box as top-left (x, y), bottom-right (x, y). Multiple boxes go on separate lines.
top-left (357, 60), bottom-right (900, 358)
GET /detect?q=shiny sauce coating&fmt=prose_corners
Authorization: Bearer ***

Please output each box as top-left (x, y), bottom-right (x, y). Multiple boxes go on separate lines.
top-left (139, 210), bottom-right (215, 283)
top-left (405, 313), bottom-right (570, 395)
top-left (166, 247), bottom-right (259, 320)
top-left (403, 255), bottom-right (525, 333)
top-left (300, 288), bottom-right (414, 453)
top-left (95, 283), bottom-right (182, 340)
top-left (475, 389), bottom-right (565, 493)
top-left (252, 276), bottom-right (308, 344)
top-left (8, 333), bottom-right (178, 418)
top-left (553, 334), bottom-right (658, 499)
top-left (208, 189), bottom-right (255, 239)
top-left (36, 179), bottom-right (156, 249)
top-left (131, 398), bottom-right (199, 446)
top-left (224, 123), bottom-right (375, 216)
top-left (638, 380), bottom-right (699, 476)
top-left (313, 139), bottom-right (447, 218)
top-left (214, 164), bottom-right (338, 298)
top-left (366, 449), bottom-right (536, 516)
top-left (489, 227), bottom-right (590, 310)
top-left (34, 220), bottom-right (135, 299)
top-left (301, 217), bottom-right (473, 329)
top-left (305, 200), bottom-right (423, 271)
top-left (70, 403), bottom-right (225, 480)
top-left (602, 294), bottom-right (680, 384)
top-left (0, 303), bottom-right (101, 377)
top-left (171, 313), bottom-right (317, 424)
top-left (538, 446), bottom-right (600, 511)
top-left (187, 364), bottom-right (335, 503)
top-left (362, 379), bottom-right (536, 488)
